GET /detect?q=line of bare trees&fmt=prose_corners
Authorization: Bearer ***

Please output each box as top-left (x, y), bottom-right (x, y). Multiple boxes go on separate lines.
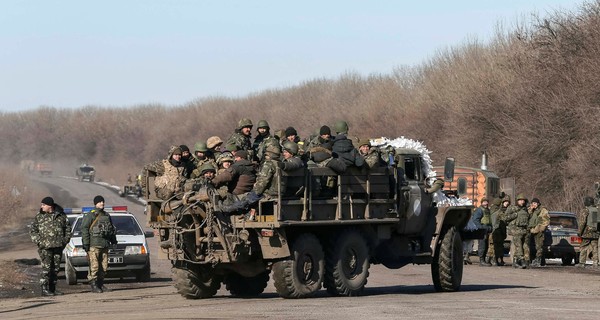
top-left (2, 1), bottom-right (600, 211)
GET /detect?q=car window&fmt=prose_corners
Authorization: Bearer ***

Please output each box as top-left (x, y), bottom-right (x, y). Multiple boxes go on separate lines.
top-left (71, 215), bottom-right (142, 236)
top-left (550, 216), bottom-right (578, 229)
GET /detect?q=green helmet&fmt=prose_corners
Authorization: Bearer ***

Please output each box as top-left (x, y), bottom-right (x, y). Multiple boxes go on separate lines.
top-left (217, 152), bottom-right (234, 165)
top-left (237, 118), bottom-right (253, 130)
top-left (282, 141), bottom-right (299, 155)
top-left (334, 120), bottom-right (349, 134)
top-left (516, 193), bottom-right (527, 201)
top-left (266, 144), bottom-right (281, 156)
top-left (199, 163), bottom-right (216, 175)
top-left (194, 141), bottom-right (208, 153)
top-left (257, 120), bottom-right (270, 130)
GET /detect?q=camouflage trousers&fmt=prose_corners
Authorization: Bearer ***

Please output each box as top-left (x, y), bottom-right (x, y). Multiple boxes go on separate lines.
top-left (38, 247), bottom-right (63, 285)
top-left (531, 232), bottom-right (545, 260)
top-left (88, 247), bottom-right (109, 282)
top-left (579, 238), bottom-right (599, 265)
top-left (511, 229), bottom-right (530, 260)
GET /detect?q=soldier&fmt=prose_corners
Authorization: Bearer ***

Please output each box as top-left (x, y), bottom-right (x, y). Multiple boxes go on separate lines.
top-left (284, 127), bottom-right (300, 143)
top-left (491, 196), bottom-right (513, 266)
top-left (142, 146), bottom-right (188, 200)
top-left (29, 196), bottom-right (71, 296)
top-left (357, 138), bottom-right (383, 169)
top-left (190, 141), bottom-right (218, 179)
top-left (198, 162), bottom-right (216, 181)
top-left (226, 118), bottom-right (253, 158)
top-left (253, 145), bottom-right (285, 199)
top-left (281, 141), bottom-right (304, 171)
top-left (577, 196), bottom-right (599, 268)
top-left (179, 144), bottom-right (195, 178)
top-left (528, 198), bottom-right (550, 267)
top-left (472, 198), bottom-right (492, 266)
top-left (211, 150), bottom-right (256, 195)
top-left (81, 195), bottom-right (117, 293)
top-left (253, 120), bottom-right (280, 162)
top-left (206, 136), bottom-right (224, 159)
top-left (332, 120), bottom-right (365, 167)
top-left (216, 152), bottom-right (234, 175)
top-left (307, 125), bottom-right (332, 149)
top-left (507, 193), bottom-right (530, 269)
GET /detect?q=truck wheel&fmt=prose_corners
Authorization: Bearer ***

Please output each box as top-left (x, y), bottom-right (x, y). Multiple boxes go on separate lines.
top-left (224, 271), bottom-right (270, 297)
top-left (172, 264), bottom-right (222, 299)
top-left (324, 228), bottom-right (370, 296)
top-left (432, 226), bottom-right (463, 292)
top-left (273, 233), bottom-right (324, 298)
top-left (66, 259), bottom-right (77, 285)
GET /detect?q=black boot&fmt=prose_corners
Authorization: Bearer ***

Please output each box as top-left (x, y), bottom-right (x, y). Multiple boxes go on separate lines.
top-left (530, 258), bottom-right (540, 268)
top-left (41, 284), bottom-right (55, 296)
top-left (90, 281), bottom-right (103, 293)
top-left (499, 258), bottom-right (505, 266)
top-left (97, 279), bottom-right (111, 292)
top-left (479, 257), bottom-right (491, 266)
top-left (521, 259), bottom-right (529, 269)
top-left (49, 282), bottom-right (64, 295)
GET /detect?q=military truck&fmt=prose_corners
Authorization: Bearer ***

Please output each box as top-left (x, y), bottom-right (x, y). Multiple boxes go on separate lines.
top-left (144, 138), bottom-right (474, 299)
top-left (75, 164), bottom-right (95, 182)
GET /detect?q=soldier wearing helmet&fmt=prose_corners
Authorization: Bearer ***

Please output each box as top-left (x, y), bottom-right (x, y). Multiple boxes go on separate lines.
top-left (211, 150), bottom-right (256, 196)
top-left (357, 138), bottom-right (383, 169)
top-left (142, 145), bottom-right (189, 200)
top-left (331, 120), bottom-right (365, 168)
top-left (528, 198), bottom-right (550, 267)
top-left (190, 141), bottom-right (218, 179)
top-left (253, 120), bottom-right (280, 162)
top-left (577, 196), bottom-right (599, 268)
top-left (490, 194), bottom-right (513, 266)
top-left (506, 193), bottom-right (530, 269)
top-left (281, 141), bottom-right (304, 171)
top-left (207, 136), bottom-right (224, 159)
top-left (251, 145), bottom-right (284, 200)
top-left (226, 118), bottom-right (253, 159)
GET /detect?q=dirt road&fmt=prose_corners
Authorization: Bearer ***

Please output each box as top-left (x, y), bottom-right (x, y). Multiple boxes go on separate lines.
top-left (1, 176), bottom-right (600, 319)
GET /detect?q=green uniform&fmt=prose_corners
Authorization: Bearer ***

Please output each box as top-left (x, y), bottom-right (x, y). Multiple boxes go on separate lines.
top-left (528, 206), bottom-right (550, 262)
top-left (81, 208), bottom-right (117, 283)
top-left (507, 204), bottom-right (530, 266)
top-left (254, 159), bottom-right (283, 198)
top-left (254, 134), bottom-right (280, 162)
top-left (226, 131), bottom-right (252, 154)
top-left (29, 206), bottom-right (71, 288)
top-left (362, 147), bottom-right (382, 169)
top-left (578, 206), bottom-right (599, 266)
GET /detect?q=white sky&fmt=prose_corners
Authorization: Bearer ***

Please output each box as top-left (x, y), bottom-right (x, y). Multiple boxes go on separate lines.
top-left (0, 0), bottom-right (582, 111)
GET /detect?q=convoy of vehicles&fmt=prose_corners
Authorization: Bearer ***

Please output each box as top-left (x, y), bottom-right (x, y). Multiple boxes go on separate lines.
top-left (145, 138), bottom-right (475, 299)
top-left (75, 164), bottom-right (96, 182)
top-left (62, 206), bottom-right (153, 284)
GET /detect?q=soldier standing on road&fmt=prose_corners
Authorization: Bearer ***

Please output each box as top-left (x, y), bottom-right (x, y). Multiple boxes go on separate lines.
top-left (29, 197), bottom-right (71, 296)
top-left (491, 196), bottom-right (514, 266)
top-left (473, 198), bottom-right (492, 266)
top-left (81, 195), bottom-right (117, 293)
top-left (508, 193), bottom-right (530, 269)
top-left (528, 198), bottom-right (550, 267)
top-left (226, 118), bottom-right (253, 159)
top-left (577, 196), bottom-right (599, 268)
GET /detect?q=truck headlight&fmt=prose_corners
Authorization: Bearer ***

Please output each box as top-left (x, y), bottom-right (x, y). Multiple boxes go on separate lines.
top-left (125, 245), bottom-right (147, 255)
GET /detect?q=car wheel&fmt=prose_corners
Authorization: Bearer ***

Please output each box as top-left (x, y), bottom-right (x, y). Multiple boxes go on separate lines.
top-left (66, 259), bottom-right (77, 285)
top-left (136, 263), bottom-right (151, 282)
top-left (561, 256), bottom-right (574, 266)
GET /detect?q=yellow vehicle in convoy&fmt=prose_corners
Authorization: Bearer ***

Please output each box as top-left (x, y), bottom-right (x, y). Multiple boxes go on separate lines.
top-left (144, 138), bottom-right (475, 299)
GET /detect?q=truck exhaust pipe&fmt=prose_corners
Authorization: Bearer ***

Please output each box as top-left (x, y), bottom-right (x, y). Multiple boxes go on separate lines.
top-left (481, 152), bottom-right (488, 171)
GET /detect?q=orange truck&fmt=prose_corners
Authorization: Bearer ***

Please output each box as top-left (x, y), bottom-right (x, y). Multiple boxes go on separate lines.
top-left (35, 162), bottom-right (53, 177)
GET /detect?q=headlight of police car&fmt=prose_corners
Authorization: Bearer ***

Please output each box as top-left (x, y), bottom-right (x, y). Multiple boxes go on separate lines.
top-left (72, 247), bottom-right (88, 257)
top-left (125, 245), bottom-right (147, 255)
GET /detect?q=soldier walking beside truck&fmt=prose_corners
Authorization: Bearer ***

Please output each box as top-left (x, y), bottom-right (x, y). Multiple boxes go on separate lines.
top-left (29, 196), bottom-right (71, 296)
top-left (577, 196), bottom-right (599, 268)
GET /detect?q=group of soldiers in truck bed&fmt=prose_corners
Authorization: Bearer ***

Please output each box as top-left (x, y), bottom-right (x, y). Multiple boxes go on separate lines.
top-left (468, 193), bottom-right (600, 269)
top-left (142, 119), bottom-right (388, 216)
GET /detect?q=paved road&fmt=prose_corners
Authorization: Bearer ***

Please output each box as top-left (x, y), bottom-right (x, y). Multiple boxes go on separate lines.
top-left (1, 175), bottom-right (600, 319)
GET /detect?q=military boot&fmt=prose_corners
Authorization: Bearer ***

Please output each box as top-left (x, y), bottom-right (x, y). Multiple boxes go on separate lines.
top-left (530, 258), bottom-right (541, 268)
top-left (512, 258), bottom-right (520, 269)
top-left (490, 257), bottom-right (498, 266)
top-left (97, 279), bottom-right (111, 292)
top-left (41, 284), bottom-right (55, 296)
top-left (49, 282), bottom-right (64, 295)
top-left (479, 257), bottom-right (491, 266)
top-left (90, 282), bottom-right (103, 293)
top-left (521, 259), bottom-right (529, 269)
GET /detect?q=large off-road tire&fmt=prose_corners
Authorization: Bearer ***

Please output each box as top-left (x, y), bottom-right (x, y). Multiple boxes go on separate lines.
top-left (273, 233), bottom-right (324, 298)
top-left (65, 259), bottom-right (77, 285)
top-left (324, 228), bottom-right (370, 296)
top-left (224, 271), bottom-right (270, 297)
top-left (432, 226), bottom-right (463, 292)
top-left (172, 264), bottom-right (222, 299)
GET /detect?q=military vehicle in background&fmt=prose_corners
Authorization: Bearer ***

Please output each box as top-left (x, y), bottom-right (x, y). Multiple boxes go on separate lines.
top-left (75, 164), bottom-right (95, 182)
top-left (144, 137), bottom-right (475, 300)
top-left (120, 173), bottom-right (142, 198)
top-left (35, 162), bottom-right (53, 177)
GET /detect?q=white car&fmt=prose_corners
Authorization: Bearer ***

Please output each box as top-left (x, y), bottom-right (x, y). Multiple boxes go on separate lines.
top-left (62, 206), bottom-right (153, 284)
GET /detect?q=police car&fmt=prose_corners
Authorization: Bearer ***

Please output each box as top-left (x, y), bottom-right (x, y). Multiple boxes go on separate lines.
top-left (62, 206), bottom-right (153, 284)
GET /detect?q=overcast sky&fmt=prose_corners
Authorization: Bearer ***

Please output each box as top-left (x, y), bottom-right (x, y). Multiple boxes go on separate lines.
top-left (0, 0), bottom-right (582, 112)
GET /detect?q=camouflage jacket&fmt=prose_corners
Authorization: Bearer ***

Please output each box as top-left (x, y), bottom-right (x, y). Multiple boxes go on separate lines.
top-left (528, 206), bottom-right (550, 234)
top-left (81, 208), bottom-right (117, 249)
top-left (507, 205), bottom-right (529, 234)
top-left (211, 159), bottom-right (256, 195)
top-left (226, 131), bottom-right (252, 152)
top-left (254, 159), bottom-right (283, 197)
top-left (578, 206), bottom-right (600, 239)
top-left (362, 147), bottom-right (382, 169)
top-left (30, 207), bottom-right (71, 249)
top-left (254, 135), bottom-right (280, 162)
top-left (190, 158), bottom-right (218, 179)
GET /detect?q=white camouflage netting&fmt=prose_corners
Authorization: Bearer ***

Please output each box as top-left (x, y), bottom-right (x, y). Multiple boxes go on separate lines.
top-left (371, 136), bottom-right (472, 207)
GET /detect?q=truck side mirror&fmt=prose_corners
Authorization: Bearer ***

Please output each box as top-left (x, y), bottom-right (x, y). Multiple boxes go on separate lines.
top-left (444, 157), bottom-right (455, 182)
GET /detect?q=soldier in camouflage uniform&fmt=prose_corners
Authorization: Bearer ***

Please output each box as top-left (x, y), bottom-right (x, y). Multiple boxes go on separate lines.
top-left (357, 138), bottom-right (383, 169)
top-left (528, 198), bottom-right (550, 267)
top-left (252, 145), bottom-right (285, 199)
top-left (507, 193), bottom-right (530, 269)
top-left (491, 196), bottom-right (514, 266)
top-left (577, 196), bottom-right (599, 268)
top-left (207, 136), bottom-right (224, 160)
top-left (30, 196), bottom-right (71, 296)
top-left (307, 125), bottom-right (332, 150)
top-left (281, 141), bottom-right (304, 171)
top-left (81, 195), bottom-right (117, 293)
top-left (226, 118), bottom-right (253, 159)
top-left (253, 120), bottom-right (280, 162)
top-left (190, 141), bottom-right (218, 179)
top-left (142, 146), bottom-right (188, 200)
